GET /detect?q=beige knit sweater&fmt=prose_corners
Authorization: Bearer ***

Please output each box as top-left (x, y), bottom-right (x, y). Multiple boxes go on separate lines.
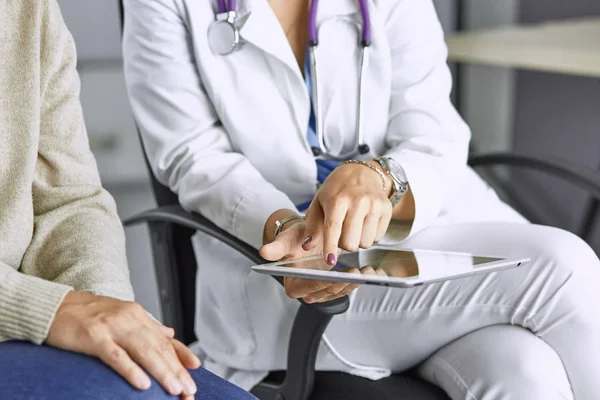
top-left (0, 0), bottom-right (134, 344)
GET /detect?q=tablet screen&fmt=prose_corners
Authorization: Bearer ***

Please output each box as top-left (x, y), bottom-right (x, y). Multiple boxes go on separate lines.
top-left (277, 248), bottom-right (505, 281)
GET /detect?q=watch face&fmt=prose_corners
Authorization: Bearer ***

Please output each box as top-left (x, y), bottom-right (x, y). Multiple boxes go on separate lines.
top-left (386, 158), bottom-right (408, 184)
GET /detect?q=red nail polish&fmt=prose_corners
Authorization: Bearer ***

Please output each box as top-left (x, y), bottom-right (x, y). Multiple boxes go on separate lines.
top-left (302, 236), bottom-right (312, 250)
top-left (327, 253), bottom-right (336, 265)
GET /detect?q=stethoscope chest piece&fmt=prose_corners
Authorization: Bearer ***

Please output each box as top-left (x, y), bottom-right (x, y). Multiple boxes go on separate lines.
top-left (208, 11), bottom-right (246, 55)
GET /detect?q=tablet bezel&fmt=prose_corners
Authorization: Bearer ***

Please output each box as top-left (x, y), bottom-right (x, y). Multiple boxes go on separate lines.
top-left (251, 248), bottom-right (530, 288)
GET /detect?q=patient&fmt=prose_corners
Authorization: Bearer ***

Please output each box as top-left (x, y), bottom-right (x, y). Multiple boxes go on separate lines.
top-left (0, 1), bottom-right (255, 399)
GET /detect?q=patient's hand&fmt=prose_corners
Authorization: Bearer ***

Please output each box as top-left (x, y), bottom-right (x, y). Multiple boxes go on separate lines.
top-left (261, 211), bottom-right (368, 304)
top-left (47, 291), bottom-right (201, 400)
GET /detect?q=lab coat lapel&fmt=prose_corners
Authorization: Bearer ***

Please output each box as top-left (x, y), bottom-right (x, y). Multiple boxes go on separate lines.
top-left (240, 0), bottom-right (357, 72)
top-left (241, 0), bottom-right (299, 77)
top-left (236, 0), bottom-right (312, 149)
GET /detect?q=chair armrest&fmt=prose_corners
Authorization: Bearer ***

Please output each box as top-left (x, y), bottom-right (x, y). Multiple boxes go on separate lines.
top-left (468, 152), bottom-right (600, 199)
top-left (123, 204), bottom-right (350, 316)
top-left (468, 151), bottom-right (600, 240)
top-left (126, 205), bottom-right (349, 400)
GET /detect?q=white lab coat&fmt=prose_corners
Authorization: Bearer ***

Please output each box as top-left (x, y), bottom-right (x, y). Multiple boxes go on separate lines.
top-left (123, 0), bottom-right (508, 389)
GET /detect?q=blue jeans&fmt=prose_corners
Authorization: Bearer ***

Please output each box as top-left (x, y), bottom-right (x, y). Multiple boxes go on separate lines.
top-left (0, 341), bottom-right (256, 400)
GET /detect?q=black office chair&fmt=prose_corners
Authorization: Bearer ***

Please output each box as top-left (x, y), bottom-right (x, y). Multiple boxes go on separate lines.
top-left (118, 4), bottom-right (600, 400)
top-left (123, 149), bottom-right (600, 400)
top-left (123, 165), bottom-right (451, 400)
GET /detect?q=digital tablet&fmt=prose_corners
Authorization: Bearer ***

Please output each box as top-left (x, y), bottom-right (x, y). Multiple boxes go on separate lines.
top-left (251, 248), bottom-right (530, 288)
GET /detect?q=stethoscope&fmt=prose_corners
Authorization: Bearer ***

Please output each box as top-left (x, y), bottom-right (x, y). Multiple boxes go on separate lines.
top-left (208, 0), bottom-right (373, 161)
top-left (207, 0), bottom-right (248, 55)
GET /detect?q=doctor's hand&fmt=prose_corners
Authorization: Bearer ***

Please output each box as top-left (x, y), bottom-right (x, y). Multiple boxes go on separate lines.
top-left (303, 161), bottom-right (393, 266)
top-left (47, 291), bottom-right (201, 399)
top-left (260, 209), bottom-right (361, 303)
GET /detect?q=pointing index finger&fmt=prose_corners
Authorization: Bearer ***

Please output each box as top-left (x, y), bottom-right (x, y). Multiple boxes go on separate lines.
top-left (323, 203), bottom-right (347, 265)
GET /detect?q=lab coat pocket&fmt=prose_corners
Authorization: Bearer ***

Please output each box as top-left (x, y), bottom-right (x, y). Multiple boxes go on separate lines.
top-left (191, 231), bottom-right (258, 361)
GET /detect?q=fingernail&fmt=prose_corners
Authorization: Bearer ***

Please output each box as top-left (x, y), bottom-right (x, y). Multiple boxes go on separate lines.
top-left (168, 378), bottom-right (183, 394)
top-left (183, 378), bottom-right (197, 395)
top-left (137, 375), bottom-right (151, 390)
top-left (327, 253), bottom-right (336, 265)
top-left (302, 236), bottom-right (312, 250)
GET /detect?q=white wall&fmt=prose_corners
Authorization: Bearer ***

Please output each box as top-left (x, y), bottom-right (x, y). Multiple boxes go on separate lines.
top-left (460, 0), bottom-right (520, 152)
top-left (433, 0), bottom-right (520, 153)
top-left (59, 0), bottom-right (122, 61)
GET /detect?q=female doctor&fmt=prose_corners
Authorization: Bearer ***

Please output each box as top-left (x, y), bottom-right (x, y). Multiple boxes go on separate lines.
top-left (122, 0), bottom-right (600, 398)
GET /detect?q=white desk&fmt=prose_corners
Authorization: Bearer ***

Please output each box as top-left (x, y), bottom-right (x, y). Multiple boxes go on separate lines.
top-left (446, 17), bottom-right (600, 78)
top-left (446, 17), bottom-right (600, 242)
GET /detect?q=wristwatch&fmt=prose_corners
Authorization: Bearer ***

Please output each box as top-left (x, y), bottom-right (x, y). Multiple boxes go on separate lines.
top-left (374, 157), bottom-right (409, 207)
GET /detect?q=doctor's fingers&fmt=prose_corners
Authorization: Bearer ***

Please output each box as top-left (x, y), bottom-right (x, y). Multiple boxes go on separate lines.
top-left (339, 205), bottom-right (370, 252)
top-left (302, 268), bottom-right (361, 303)
top-left (318, 266), bottom-right (386, 302)
top-left (284, 277), bottom-right (336, 300)
top-left (359, 211), bottom-right (381, 249)
top-left (259, 224), bottom-right (305, 261)
top-left (374, 204), bottom-right (393, 243)
top-left (302, 203), bottom-right (325, 252)
top-left (322, 203), bottom-right (349, 265)
top-left (318, 283), bottom-right (360, 303)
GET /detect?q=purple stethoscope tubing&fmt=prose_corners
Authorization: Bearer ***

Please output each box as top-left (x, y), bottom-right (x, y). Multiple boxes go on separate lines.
top-left (217, 0), bottom-right (236, 14)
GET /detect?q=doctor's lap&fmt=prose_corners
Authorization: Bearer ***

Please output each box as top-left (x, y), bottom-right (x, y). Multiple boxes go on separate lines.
top-left (320, 221), bottom-right (598, 400)
top-left (259, 168), bottom-right (599, 400)
top-left (122, 0), bottom-right (600, 398)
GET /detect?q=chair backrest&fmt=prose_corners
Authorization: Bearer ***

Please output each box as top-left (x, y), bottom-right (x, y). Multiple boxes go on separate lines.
top-left (119, 0), bottom-right (198, 344)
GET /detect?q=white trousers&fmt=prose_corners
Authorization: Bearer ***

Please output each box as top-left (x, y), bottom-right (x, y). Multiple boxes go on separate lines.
top-left (195, 169), bottom-right (600, 399)
top-left (317, 222), bottom-right (600, 400)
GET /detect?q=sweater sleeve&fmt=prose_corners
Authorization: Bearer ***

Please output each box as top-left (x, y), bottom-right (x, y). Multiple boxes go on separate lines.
top-left (0, 262), bottom-right (72, 344)
top-left (8, 0), bottom-right (134, 343)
